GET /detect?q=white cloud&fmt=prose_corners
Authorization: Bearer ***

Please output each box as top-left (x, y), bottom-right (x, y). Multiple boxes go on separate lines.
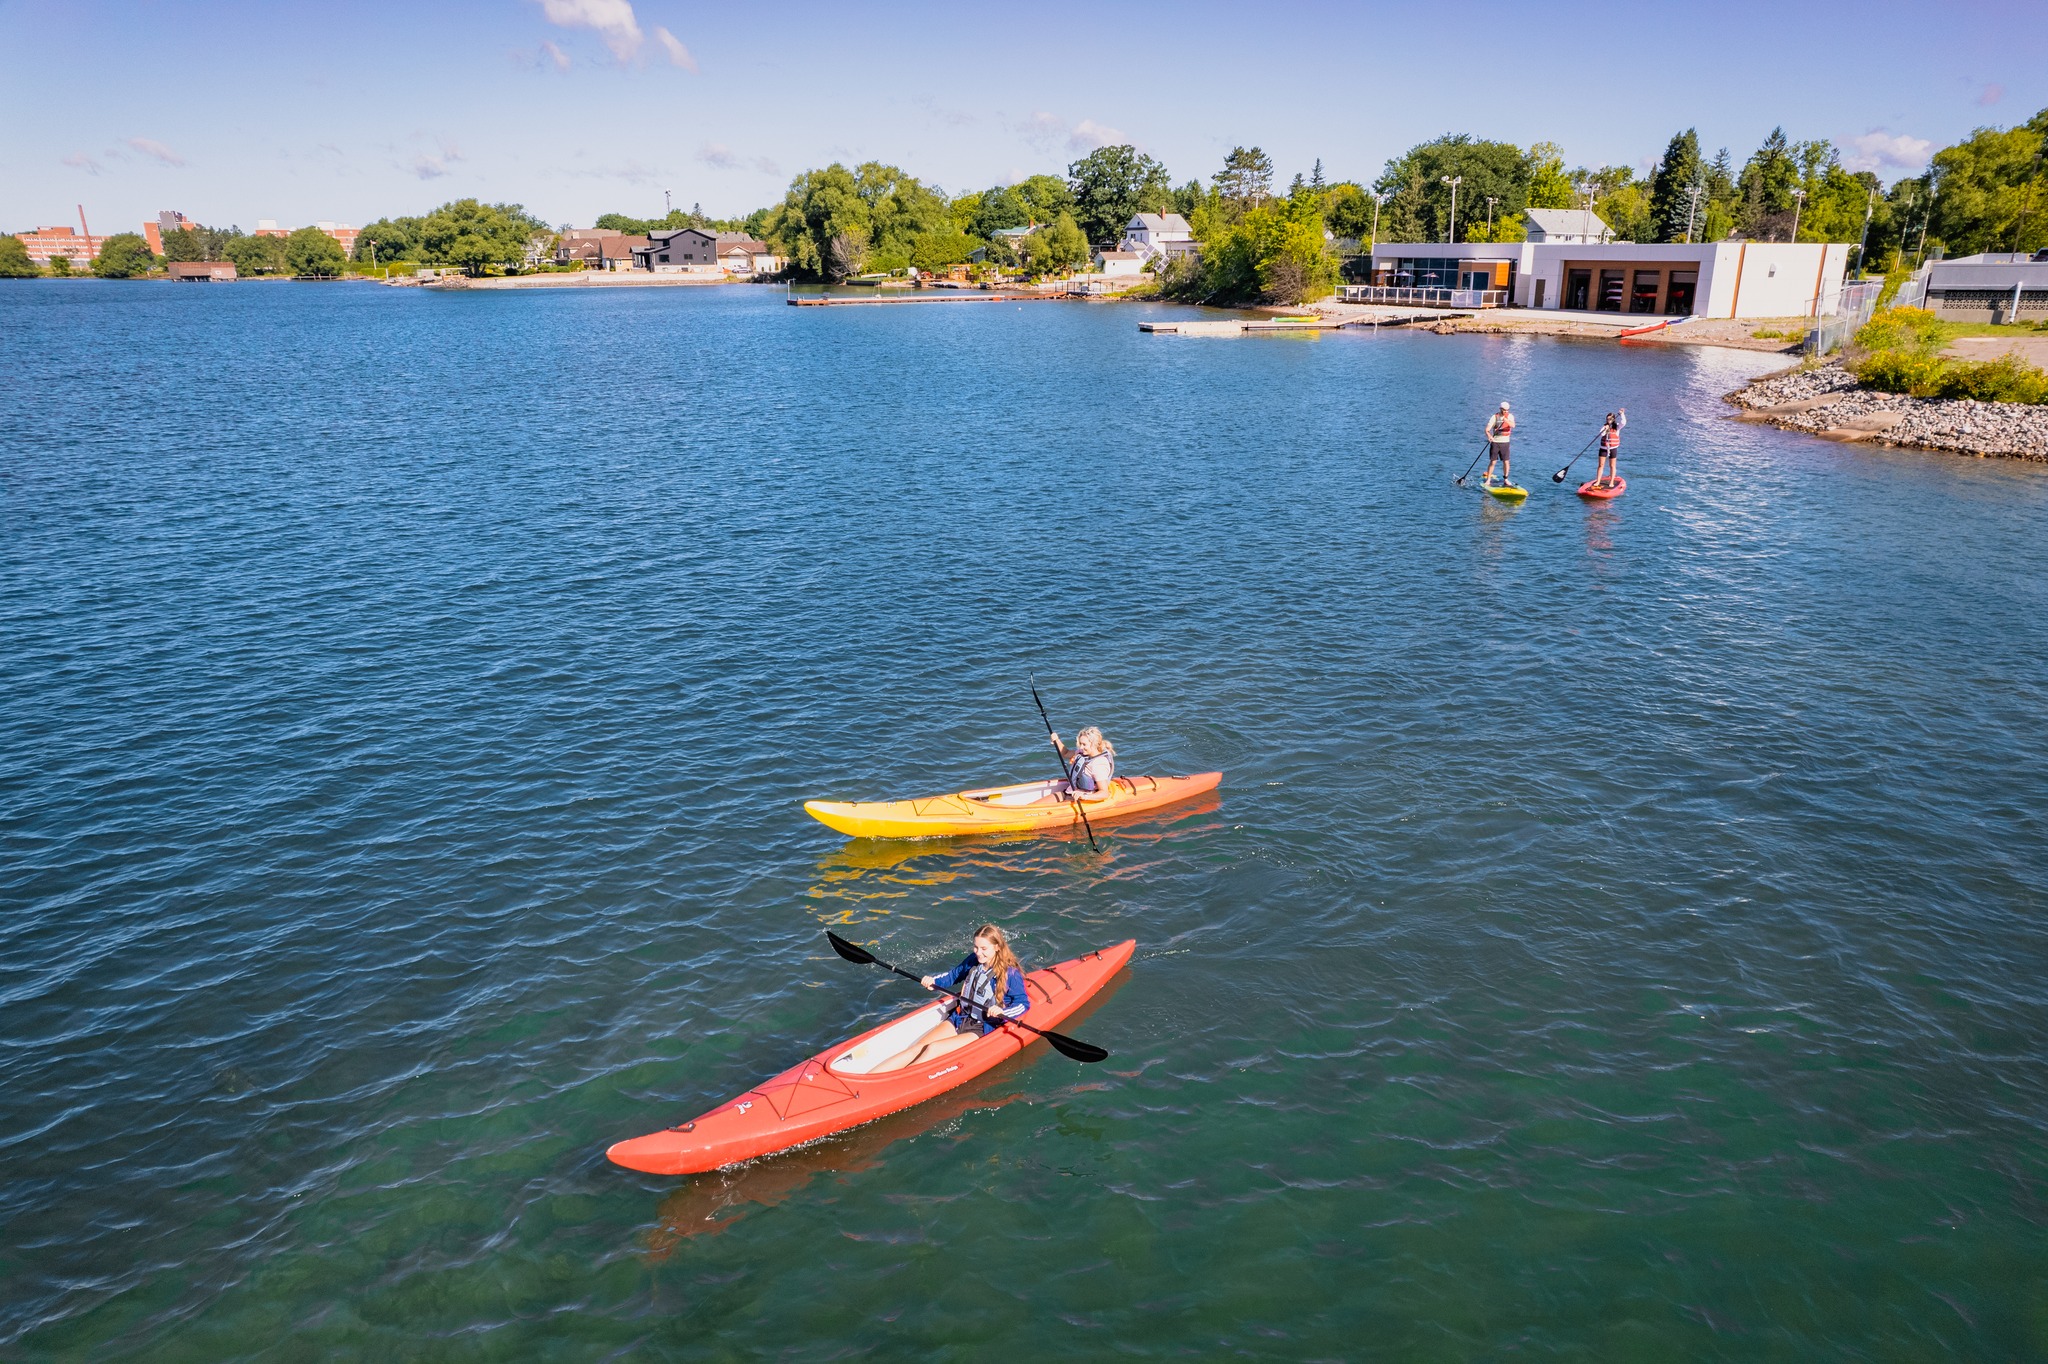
top-left (537, 0), bottom-right (652, 61)
top-left (126, 137), bottom-right (185, 167)
top-left (1017, 112), bottom-right (1126, 155)
top-left (1067, 118), bottom-right (1124, 153)
top-left (1841, 130), bottom-right (1934, 175)
top-left (542, 39), bottom-right (572, 70)
top-left (653, 27), bottom-right (697, 71)
top-left (412, 144), bottom-right (465, 179)
top-left (62, 150), bottom-right (102, 175)
top-left (697, 142), bottom-right (777, 175)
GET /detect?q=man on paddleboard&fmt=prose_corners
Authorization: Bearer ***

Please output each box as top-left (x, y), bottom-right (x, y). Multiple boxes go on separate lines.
top-left (1483, 402), bottom-right (1515, 487)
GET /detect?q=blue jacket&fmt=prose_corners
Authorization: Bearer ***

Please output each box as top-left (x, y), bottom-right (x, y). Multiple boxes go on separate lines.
top-left (932, 954), bottom-right (1030, 1035)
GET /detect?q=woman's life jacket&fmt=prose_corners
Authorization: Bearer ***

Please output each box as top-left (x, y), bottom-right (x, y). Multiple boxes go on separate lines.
top-left (1601, 421), bottom-right (1621, 450)
top-left (1068, 749), bottom-right (1115, 793)
top-left (931, 954), bottom-right (1031, 1035)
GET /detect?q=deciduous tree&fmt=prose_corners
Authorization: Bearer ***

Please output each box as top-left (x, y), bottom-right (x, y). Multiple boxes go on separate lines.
top-left (285, 226), bottom-right (346, 277)
top-left (0, 235), bottom-right (35, 278)
top-left (1066, 145), bottom-right (1169, 244)
top-left (92, 233), bottom-right (155, 278)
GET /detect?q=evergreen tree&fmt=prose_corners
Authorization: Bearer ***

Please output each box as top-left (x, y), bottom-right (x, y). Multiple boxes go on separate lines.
top-left (1736, 128), bottom-right (1800, 239)
top-left (1310, 159), bottom-right (1326, 192)
top-left (1213, 147), bottom-right (1275, 213)
top-left (1647, 128), bottom-right (1703, 242)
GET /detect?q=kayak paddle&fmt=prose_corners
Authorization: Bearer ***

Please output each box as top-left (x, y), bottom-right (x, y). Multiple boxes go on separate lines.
top-left (825, 931), bottom-right (1110, 1063)
top-left (1453, 441), bottom-right (1489, 487)
top-left (1029, 674), bottom-right (1098, 851)
top-left (1552, 431), bottom-right (1603, 483)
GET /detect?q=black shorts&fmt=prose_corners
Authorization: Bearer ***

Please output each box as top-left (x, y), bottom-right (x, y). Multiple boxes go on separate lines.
top-left (1489, 442), bottom-right (1510, 459)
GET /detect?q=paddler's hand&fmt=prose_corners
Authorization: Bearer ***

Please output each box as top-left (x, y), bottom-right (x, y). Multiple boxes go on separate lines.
top-left (1047, 731), bottom-right (1062, 749)
top-left (920, 975), bottom-right (936, 990)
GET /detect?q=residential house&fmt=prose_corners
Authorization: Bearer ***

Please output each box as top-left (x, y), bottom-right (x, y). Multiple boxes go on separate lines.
top-left (1120, 212), bottom-right (1193, 261)
top-left (635, 227), bottom-right (725, 274)
top-left (1091, 249), bottom-right (1148, 278)
top-left (1523, 209), bottom-right (1613, 245)
top-left (555, 229), bottom-right (645, 271)
top-left (715, 234), bottom-right (779, 277)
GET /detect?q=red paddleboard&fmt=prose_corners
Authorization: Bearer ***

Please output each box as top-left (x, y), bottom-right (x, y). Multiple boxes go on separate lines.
top-left (1577, 477), bottom-right (1627, 499)
top-left (608, 939), bottom-right (1136, 1175)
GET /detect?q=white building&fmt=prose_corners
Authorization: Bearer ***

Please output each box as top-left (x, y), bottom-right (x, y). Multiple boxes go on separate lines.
top-left (1356, 232), bottom-right (1851, 319)
top-left (1092, 249), bottom-right (1148, 278)
top-left (1120, 212), bottom-right (1193, 261)
top-left (1922, 251), bottom-right (2048, 323)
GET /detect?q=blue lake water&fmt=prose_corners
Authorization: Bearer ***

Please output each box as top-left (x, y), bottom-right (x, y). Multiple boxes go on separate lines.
top-left (3, 280), bottom-right (2046, 1360)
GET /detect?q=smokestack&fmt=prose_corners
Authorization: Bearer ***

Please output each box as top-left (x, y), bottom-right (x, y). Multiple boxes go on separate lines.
top-left (77, 204), bottom-right (91, 239)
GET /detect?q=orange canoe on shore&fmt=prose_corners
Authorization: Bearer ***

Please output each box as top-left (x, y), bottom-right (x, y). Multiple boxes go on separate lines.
top-left (802, 772), bottom-right (1222, 839)
top-left (607, 939), bottom-right (1136, 1176)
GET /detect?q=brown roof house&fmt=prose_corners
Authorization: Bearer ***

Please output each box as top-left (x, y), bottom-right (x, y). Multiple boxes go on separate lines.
top-left (556, 229), bottom-right (647, 271)
top-left (715, 234), bottom-right (780, 277)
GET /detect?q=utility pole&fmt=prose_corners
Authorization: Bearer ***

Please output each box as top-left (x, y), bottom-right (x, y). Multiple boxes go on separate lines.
top-left (1790, 187), bottom-right (1806, 243)
top-left (1369, 191), bottom-right (1384, 251)
top-left (1441, 175), bottom-right (1461, 244)
top-left (1854, 189), bottom-right (1874, 278)
top-left (1684, 182), bottom-right (1704, 243)
top-left (1915, 181), bottom-right (1933, 266)
top-left (1485, 196), bottom-right (1497, 236)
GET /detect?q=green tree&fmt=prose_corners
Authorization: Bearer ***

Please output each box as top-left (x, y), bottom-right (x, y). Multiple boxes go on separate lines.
top-left (1925, 108), bottom-right (2048, 256)
top-left (1647, 129), bottom-right (1703, 242)
top-left (225, 234), bottom-right (288, 275)
top-left (357, 216), bottom-right (424, 262)
top-left (1018, 212), bottom-right (1089, 277)
top-left (1526, 142), bottom-right (1574, 210)
top-left (418, 199), bottom-right (547, 273)
top-left (1013, 173), bottom-right (1077, 225)
top-left (910, 227), bottom-right (977, 273)
top-left (1375, 135), bottom-right (1532, 242)
top-left (160, 227), bottom-right (206, 263)
top-left (285, 226), bottom-right (346, 277)
top-left (1322, 183), bottom-right (1373, 240)
top-left (48, 254), bottom-right (73, 276)
top-left (1067, 144), bottom-right (1171, 244)
top-left (1188, 197), bottom-right (1335, 305)
top-left (1736, 128), bottom-right (1800, 238)
top-left (92, 233), bottom-right (155, 278)
top-left (967, 184), bottom-right (1028, 238)
top-left (0, 235), bottom-right (35, 278)
top-left (1213, 146), bottom-right (1275, 214)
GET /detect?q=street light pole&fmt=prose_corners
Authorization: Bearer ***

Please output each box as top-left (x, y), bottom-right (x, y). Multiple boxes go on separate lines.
top-left (1441, 175), bottom-right (1461, 244)
top-left (1790, 187), bottom-right (1806, 243)
top-left (1485, 196), bottom-right (1497, 237)
top-left (1854, 189), bottom-right (1874, 278)
top-left (1684, 181), bottom-right (1704, 243)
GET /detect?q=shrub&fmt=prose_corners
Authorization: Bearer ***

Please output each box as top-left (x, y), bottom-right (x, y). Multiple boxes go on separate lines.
top-left (1854, 306), bottom-right (1947, 357)
top-left (92, 233), bottom-right (157, 278)
top-left (1935, 354), bottom-right (2048, 404)
top-left (1852, 348), bottom-right (1948, 395)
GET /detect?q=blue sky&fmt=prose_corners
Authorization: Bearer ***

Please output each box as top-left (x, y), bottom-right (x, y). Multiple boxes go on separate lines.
top-left (2, 0), bottom-right (2041, 234)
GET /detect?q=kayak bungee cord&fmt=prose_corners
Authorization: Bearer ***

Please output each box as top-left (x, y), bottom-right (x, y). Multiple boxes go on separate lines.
top-left (826, 932), bottom-right (1109, 1063)
top-left (1029, 674), bottom-right (1099, 851)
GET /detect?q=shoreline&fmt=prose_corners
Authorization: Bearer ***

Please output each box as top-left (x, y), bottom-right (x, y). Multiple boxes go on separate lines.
top-left (1726, 361), bottom-right (2048, 462)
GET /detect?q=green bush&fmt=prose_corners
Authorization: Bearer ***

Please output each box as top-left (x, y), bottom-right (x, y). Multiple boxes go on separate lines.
top-left (1852, 348), bottom-right (1948, 395)
top-left (1936, 354), bottom-right (2048, 404)
top-left (0, 235), bottom-right (36, 278)
top-left (1853, 305), bottom-right (1947, 357)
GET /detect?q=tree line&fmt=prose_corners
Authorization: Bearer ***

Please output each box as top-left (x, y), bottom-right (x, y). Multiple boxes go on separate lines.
top-left (8, 107), bottom-right (2041, 297)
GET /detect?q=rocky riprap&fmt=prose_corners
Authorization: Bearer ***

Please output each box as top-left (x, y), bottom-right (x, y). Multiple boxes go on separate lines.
top-left (1731, 362), bottom-right (2048, 461)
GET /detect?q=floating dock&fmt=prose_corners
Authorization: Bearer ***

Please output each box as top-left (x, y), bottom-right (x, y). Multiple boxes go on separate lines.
top-left (788, 293), bottom-right (1069, 306)
top-left (1141, 310), bottom-right (1468, 336)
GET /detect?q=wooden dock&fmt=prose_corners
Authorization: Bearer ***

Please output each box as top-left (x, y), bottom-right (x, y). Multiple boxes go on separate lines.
top-left (1141, 309), bottom-right (1468, 336)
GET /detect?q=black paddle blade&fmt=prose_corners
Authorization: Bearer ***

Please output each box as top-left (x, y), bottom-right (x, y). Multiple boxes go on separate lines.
top-left (1552, 470), bottom-right (1568, 482)
top-left (1040, 1029), bottom-right (1109, 1064)
top-left (825, 931), bottom-right (877, 966)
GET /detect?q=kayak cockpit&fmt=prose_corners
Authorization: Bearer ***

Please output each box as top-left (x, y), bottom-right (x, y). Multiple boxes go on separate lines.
top-left (961, 779), bottom-right (1066, 807)
top-left (829, 1002), bottom-right (951, 1075)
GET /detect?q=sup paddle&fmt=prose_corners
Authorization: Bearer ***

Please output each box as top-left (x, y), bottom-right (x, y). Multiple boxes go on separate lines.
top-left (1551, 431), bottom-right (1603, 483)
top-left (1029, 674), bottom-right (1098, 852)
top-left (825, 931), bottom-right (1109, 1063)
top-left (1454, 441), bottom-right (1490, 487)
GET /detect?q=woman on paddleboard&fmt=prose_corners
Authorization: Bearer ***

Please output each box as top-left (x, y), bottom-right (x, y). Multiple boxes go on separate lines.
top-left (1483, 402), bottom-right (1515, 487)
top-left (1049, 726), bottom-right (1116, 801)
top-left (1593, 408), bottom-right (1625, 487)
top-left (875, 925), bottom-right (1031, 1072)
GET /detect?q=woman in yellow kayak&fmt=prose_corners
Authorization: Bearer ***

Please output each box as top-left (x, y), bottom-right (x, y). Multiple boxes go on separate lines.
top-left (1049, 726), bottom-right (1117, 801)
top-left (874, 924), bottom-right (1031, 1072)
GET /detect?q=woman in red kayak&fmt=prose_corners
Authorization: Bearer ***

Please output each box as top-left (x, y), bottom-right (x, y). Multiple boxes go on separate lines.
top-left (874, 925), bottom-right (1032, 1072)
top-left (1593, 408), bottom-right (1625, 487)
top-left (1049, 726), bottom-right (1116, 801)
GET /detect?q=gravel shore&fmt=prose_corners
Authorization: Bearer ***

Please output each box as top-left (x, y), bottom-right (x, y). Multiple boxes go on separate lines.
top-left (1728, 361), bottom-right (2048, 461)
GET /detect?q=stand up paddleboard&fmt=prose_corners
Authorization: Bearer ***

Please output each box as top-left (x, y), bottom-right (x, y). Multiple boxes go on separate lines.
top-left (1577, 477), bottom-right (1627, 500)
top-left (1484, 483), bottom-right (1529, 503)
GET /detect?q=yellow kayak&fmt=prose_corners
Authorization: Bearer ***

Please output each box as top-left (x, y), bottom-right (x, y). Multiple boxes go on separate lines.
top-left (804, 772), bottom-right (1223, 839)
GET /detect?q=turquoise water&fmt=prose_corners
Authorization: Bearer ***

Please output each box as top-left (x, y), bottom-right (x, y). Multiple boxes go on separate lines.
top-left (4, 282), bottom-right (2046, 1360)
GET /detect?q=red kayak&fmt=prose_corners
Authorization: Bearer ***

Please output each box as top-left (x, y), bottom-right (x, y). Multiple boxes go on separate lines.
top-left (607, 939), bottom-right (1136, 1175)
top-left (1577, 477), bottom-right (1627, 499)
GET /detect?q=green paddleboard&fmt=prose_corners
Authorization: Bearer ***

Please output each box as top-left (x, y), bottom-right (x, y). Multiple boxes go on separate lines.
top-left (1484, 483), bottom-right (1529, 502)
